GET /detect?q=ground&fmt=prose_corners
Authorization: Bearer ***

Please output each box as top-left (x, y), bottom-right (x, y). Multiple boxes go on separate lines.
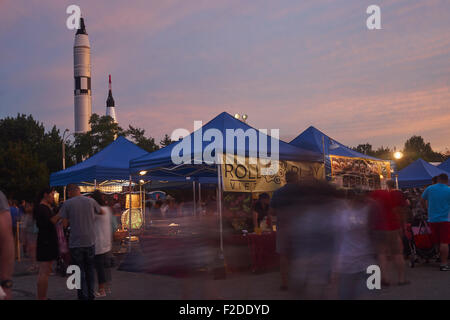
top-left (11, 257), bottom-right (450, 300)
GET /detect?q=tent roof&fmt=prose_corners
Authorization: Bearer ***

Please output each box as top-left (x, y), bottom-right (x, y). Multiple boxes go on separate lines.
top-left (289, 126), bottom-right (382, 161)
top-left (438, 158), bottom-right (450, 173)
top-left (129, 112), bottom-right (322, 179)
top-left (50, 136), bottom-right (148, 186)
top-left (398, 158), bottom-right (449, 188)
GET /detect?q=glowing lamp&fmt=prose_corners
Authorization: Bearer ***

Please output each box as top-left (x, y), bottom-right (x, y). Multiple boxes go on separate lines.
top-left (394, 151), bottom-right (403, 160)
top-left (139, 170), bottom-right (147, 176)
top-left (121, 208), bottom-right (144, 230)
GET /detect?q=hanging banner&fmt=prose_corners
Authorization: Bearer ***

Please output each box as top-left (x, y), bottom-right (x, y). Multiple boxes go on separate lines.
top-left (221, 155), bottom-right (325, 192)
top-left (329, 156), bottom-right (391, 190)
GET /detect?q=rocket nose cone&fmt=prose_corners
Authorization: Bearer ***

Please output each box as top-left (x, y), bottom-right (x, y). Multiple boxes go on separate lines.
top-left (76, 17), bottom-right (88, 35)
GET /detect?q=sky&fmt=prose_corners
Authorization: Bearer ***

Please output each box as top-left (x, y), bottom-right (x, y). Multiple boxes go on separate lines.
top-left (1, 0), bottom-right (449, 152)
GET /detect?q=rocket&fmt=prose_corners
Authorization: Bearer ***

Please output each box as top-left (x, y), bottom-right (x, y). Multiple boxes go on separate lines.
top-left (73, 17), bottom-right (92, 133)
top-left (106, 74), bottom-right (117, 123)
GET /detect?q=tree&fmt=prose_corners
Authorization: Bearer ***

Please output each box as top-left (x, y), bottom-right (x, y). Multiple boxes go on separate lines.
top-left (72, 114), bottom-right (125, 161)
top-left (0, 142), bottom-right (49, 201)
top-left (0, 114), bottom-right (45, 156)
top-left (396, 135), bottom-right (444, 169)
top-left (125, 125), bottom-right (160, 153)
top-left (373, 146), bottom-right (392, 160)
top-left (353, 143), bottom-right (375, 156)
top-left (160, 134), bottom-right (173, 147)
top-left (0, 114), bottom-right (71, 193)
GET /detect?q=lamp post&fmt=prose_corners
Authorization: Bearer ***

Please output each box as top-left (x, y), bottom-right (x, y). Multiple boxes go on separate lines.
top-left (62, 129), bottom-right (73, 201)
top-left (393, 150), bottom-right (403, 189)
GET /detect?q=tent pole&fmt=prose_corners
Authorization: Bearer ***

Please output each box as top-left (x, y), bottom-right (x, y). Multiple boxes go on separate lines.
top-left (142, 183), bottom-right (146, 230)
top-left (322, 136), bottom-right (326, 175)
top-left (198, 183), bottom-right (202, 216)
top-left (128, 175), bottom-right (132, 251)
top-left (193, 181), bottom-right (196, 217)
top-left (217, 164), bottom-right (223, 253)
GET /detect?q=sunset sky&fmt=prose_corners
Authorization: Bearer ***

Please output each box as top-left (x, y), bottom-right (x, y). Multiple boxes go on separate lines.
top-left (1, 0), bottom-right (449, 152)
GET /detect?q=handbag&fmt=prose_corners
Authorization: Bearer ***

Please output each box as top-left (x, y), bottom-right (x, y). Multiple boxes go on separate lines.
top-left (56, 222), bottom-right (69, 255)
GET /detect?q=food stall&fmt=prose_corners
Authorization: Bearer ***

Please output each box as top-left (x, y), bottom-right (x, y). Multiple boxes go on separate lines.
top-left (290, 126), bottom-right (391, 190)
top-left (129, 112), bottom-right (323, 276)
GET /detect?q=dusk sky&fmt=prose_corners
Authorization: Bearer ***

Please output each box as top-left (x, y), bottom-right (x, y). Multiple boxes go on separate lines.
top-left (1, 0), bottom-right (449, 152)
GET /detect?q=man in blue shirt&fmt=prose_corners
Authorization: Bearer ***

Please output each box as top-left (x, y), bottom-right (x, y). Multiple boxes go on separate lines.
top-left (421, 173), bottom-right (450, 271)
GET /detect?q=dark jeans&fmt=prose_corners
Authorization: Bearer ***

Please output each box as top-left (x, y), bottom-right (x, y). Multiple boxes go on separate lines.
top-left (94, 252), bottom-right (112, 285)
top-left (70, 246), bottom-right (96, 300)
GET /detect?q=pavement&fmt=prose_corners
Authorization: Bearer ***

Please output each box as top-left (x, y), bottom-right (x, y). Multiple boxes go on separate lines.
top-left (11, 256), bottom-right (450, 300)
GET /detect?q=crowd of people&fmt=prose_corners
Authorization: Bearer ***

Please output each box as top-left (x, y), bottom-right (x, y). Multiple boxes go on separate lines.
top-left (0, 185), bottom-right (116, 300)
top-left (0, 172), bottom-right (449, 300)
top-left (270, 172), bottom-right (450, 299)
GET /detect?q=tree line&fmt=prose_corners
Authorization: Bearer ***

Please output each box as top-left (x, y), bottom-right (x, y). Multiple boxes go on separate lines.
top-left (352, 136), bottom-right (448, 169)
top-left (0, 113), bottom-right (172, 201)
top-left (0, 113), bottom-right (448, 201)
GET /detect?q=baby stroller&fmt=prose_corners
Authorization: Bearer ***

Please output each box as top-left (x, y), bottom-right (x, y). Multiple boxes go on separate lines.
top-left (405, 213), bottom-right (438, 268)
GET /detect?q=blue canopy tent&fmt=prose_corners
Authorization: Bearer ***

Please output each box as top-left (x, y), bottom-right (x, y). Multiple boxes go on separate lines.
top-left (397, 158), bottom-right (450, 188)
top-left (289, 126), bottom-right (385, 181)
top-left (438, 158), bottom-right (450, 173)
top-left (130, 112), bottom-right (322, 182)
top-left (50, 136), bottom-right (149, 186)
top-left (129, 112), bottom-right (323, 256)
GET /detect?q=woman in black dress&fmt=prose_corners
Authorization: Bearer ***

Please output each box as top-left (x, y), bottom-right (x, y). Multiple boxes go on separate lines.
top-left (34, 187), bottom-right (58, 300)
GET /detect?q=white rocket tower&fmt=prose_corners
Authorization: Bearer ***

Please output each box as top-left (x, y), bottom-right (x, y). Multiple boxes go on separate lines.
top-left (73, 17), bottom-right (92, 133)
top-left (106, 74), bottom-right (117, 123)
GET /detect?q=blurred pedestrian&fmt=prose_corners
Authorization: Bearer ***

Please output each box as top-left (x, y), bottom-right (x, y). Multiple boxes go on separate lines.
top-left (370, 180), bottom-right (409, 286)
top-left (22, 202), bottom-right (38, 272)
top-left (288, 180), bottom-right (343, 299)
top-left (270, 171), bottom-right (301, 291)
top-left (421, 173), bottom-right (450, 271)
top-left (0, 190), bottom-right (14, 300)
top-left (53, 184), bottom-right (105, 300)
top-left (151, 200), bottom-right (163, 219)
top-left (34, 187), bottom-right (58, 300)
top-left (91, 190), bottom-right (114, 297)
top-left (332, 190), bottom-right (377, 299)
top-left (9, 199), bottom-right (21, 238)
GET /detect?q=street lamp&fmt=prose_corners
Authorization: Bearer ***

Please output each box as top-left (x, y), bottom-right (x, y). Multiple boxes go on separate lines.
top-left (394, 151), bottom-right (403, 160)
top-left (393, 150), bottom-right (403, 189)
top-left (62, 129), bottom-right (74, 201)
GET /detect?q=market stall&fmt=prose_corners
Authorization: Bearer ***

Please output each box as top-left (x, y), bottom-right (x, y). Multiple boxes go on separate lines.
top-left (437, 158), bottom-right (450, 173)
top-left (289, 126), bottom-right (391, 190)
top-left (397, 158), bottom-right (450, 188)
top-left (127, 112), bottom-right (323, 276)
top-left (50, 136), bottom-right (150, 240)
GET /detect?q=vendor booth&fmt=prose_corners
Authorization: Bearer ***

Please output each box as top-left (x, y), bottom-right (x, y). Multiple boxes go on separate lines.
top-left (50, 136), bottom-right (148, 186)
top-left (127, 112), bottom-right (324, 275)
top-left (398, 158), bottom-right (450, 188)
top-left (437, 158), bottom-right (450, 173)
top-left (289, 126), bottom-right (391, 190)
top-left (50, 136), bottom-right (150, 240)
